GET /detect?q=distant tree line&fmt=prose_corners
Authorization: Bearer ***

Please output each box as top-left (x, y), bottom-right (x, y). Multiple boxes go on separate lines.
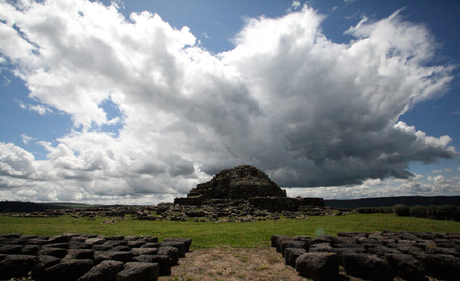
top-left (0, 201), bottom-right (66, 213)
top-left (356, 204), bottom-right (460, 222)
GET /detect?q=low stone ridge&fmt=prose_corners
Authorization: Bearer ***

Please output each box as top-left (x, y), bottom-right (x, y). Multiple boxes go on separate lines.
top-left (0, 233), bottom-right (192, 281)
top-left (272, 231), bottom-right (460, 281)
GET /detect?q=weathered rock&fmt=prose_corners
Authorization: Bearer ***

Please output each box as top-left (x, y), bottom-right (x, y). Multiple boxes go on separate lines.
top-left (279, 240), bottom-right (308, 257)
top-left (0, 254), bottom-right (37, 279)
top-left (131, 248), bottom-right (158, 256)
top-left (309, 243), bottom-right (333, 253)
top-left (22, 244), bottom-right (41, 255)
top-left (163, 238), bottom-right (192, 252)
top-left (31, 255), bottom-right (61, 279)
top-left (62, 249), bottom-right (94, 261)
top-left (94, 251), bottom-right (134, 264)
top-left (116, 262), bottom-right (159, 281)
top-left (157, 246), bottom-right (179, 266)
top-left (285, 248), bottom-right (307, 267)
top-left (77, 260), bottom-right (124, 281)
top-left (385, 253), bottom-right (428, 281)
top-left (132, 254), bottom-right (172, 276)
top-left (44, 258), bottom-right (94, 281)
top-left (342, 253), bottom-right (395, 281)
top-left (0, 244), bottom-right (23, 254)
top-left (421, 254), bottom-right (460, 281)
top-left (37, 247), bottom-right (68, 258)
top-left (159, 241), bottom-right (186, 258)
top-left (295, 252), bottom-right (340, 281)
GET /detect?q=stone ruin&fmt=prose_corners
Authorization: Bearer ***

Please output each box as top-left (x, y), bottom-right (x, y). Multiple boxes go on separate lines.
top-left (0, 233), bottom-right (191, 281)
top-left (174, 165), bottom-right (325, 213)
top-left (273, 230), bottom-right (460, 281)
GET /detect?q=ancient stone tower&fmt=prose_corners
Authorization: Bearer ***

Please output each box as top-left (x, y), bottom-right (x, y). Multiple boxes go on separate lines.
top-left (174, 165), bottom-right (286, 205)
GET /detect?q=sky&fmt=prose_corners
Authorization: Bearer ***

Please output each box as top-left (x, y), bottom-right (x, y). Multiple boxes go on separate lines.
top-left (0, 0), bottom-right (459, 205)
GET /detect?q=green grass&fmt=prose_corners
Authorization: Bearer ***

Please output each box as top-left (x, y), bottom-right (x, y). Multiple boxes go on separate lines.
top-left (1, 214), bottom-right (459, 249)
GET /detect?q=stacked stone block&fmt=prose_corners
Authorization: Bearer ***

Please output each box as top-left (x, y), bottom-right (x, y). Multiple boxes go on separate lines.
top-left (272, 231), bottom-right (460, 281)
top-left (0, 233), bottom-right (192, 281)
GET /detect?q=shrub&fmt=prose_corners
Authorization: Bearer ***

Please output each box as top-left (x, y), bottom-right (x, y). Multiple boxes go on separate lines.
top-left (410, 205), bottom-right (427, 218)
top-left (393, 204), bottom-right (410, 217)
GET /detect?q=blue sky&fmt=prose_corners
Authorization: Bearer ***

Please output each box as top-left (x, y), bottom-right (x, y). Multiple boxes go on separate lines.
top-left (0, 0), bottom-right (459, 204)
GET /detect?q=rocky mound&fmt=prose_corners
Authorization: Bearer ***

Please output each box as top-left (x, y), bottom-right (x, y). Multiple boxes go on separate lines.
top-left (175, 165), bottom-right (286, 205)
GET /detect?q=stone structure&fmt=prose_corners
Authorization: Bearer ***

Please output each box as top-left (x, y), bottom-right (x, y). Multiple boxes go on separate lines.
top-left (176, 165), bottom-right (286, 205)
top-left (174, 165), bottom-right (324, 212)
top-left (0, 233), bottom-right (192, 281)
top-left (272, 231), bottom-right (460, 281)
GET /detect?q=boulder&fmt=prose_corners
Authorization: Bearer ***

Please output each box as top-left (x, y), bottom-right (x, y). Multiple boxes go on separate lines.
top-left (132, 254), bottom-right (172, 276)
top-left (285, 248), bottom-right (307, 267)
top-left (77, 260), bottom-right (124, 281)
top-left (32, 255), bottom-right (62, 279)
top-left (94, 251), bottom-right (134, 264)
top-left (384, 253), bottom-right (428, 281)
top-left (0, 254), bottom-right (37, 279)
top-left (295, 252), bottom-right (340, 281)
top-left (421, 254), bottom-right (460, 281)
top-left (342, 253), bottom-right (395, 281)
top-left (43, 258), bottom-right (94, 281)
top-left (116, 262), bottom-right (159, 281)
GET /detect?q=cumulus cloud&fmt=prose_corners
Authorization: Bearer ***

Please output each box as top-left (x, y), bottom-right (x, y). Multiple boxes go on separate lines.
top-left (0, 1), bottom-right (457, 203)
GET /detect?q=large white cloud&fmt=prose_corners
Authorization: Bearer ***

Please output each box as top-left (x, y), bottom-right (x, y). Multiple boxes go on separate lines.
top-left (0, 1), bottom-right (457, 204)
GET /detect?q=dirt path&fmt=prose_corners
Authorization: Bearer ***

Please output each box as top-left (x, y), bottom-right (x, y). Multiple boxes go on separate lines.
top-left (159, 246), bottom-right (307, 281)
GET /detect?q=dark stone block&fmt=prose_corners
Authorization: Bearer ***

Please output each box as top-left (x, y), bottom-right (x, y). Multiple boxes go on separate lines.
top-left (42, 242), bottom-right (69, 249)
top-left (77, 260), bottom-right (124, 281)
top-left (132, 254), bottom-right (171, 276)
top-left (384, 253), bottom-right (428, 281)
top-left (116, 262), bottom-right (159, 281)
top-left (159, 241), bottom-right (186, 258)
top-left (131, 248), bottom-right (158, 256)
top-left (44, 259), bottom-right (94, 281)
top-left (310, 243), bottom-right (333, 253)
top-left (279, 240), bottom-right (308, 257)
top-left (163, 238), bottom-right (192, 252)
top-left (113, 245), bottom-right (131, 252)
top-left (295, 252), bottom-right (340, 281)
top-left (32, 255), bottom-right (61, 279)
top-left (342, 253), bottom-right (395, 281)
top-left (127, 241), bottom-right (146, 249)
top-left (0, 254), bottom-right (37, 279)
top-left (22, 244), bottom-right (41, 255)
top-left (421, 254), bottom-right (460, 281)
top-left (141, 243), bottom-right (159, 249)
top-left (158, 246), bottom-right (179, 266)
top-left (63, 249), bottom-right (94, 261)
top-left (27, 238), bottom-right (49, 245)
top-left (270, 235), bottom-right (289, 250)
top-left (37, 247), bottom-right (68, 258)
top-left (0, 244), bottom-right (23, 254)
top-left (92, 245), bottom-right (113, 251)
top-left (94, 251), bottom-right (134, 264)
top-left (284, 248), bottom-right (307, 267)
top-left (70, 241), bottom-right (92, 249)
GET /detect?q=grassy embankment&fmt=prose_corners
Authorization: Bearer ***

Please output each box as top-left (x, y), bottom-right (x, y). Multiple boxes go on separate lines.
top-left (1, 214), bottom-right (459, 249)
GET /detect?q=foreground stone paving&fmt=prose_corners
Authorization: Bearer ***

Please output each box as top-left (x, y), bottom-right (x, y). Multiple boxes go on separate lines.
top-left (0, 233), bottom-right (191, 281)
top-left (273, 231), bottom-right (460, 281)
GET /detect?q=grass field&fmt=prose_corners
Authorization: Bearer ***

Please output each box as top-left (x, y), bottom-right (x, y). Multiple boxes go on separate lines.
top-left (1, 214), bottom-right (459, 249)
